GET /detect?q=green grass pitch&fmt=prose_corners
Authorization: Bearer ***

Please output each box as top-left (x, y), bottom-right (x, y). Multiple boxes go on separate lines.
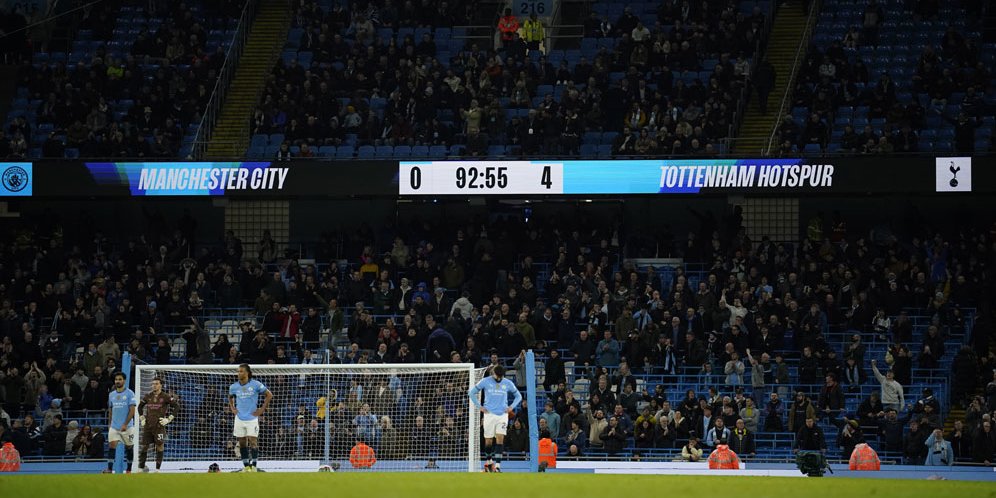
top-left (3, 473), bottom-right (993, 498)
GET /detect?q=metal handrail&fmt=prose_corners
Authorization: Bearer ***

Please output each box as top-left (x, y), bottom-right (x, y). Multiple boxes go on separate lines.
top-left (728, 0), bottom-right (778, 155)
top-left (764, 0), bottom-right (821, 156)
top-left (191, 0), bottom-right (260, 159)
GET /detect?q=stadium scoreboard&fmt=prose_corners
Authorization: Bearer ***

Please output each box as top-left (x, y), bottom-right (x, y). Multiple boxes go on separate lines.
top-left (400, 161), bottom-right (565, 195)
top-left (400, 159), bottom-right (839, 195)
top-left (0, 156), bottom-right (983, 197)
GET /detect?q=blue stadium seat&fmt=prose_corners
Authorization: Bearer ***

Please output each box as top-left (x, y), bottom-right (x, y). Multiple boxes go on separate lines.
top-left (428, 145), bottom-right (447, 157)
top-left (251, 134), bottom-right (269, 147)
top-left (375, 145), bottom-right (394, 157)
top-left (410, 145), bottom-right (429, 157)
top-left (393, 146), bottom-right (412, 157)
top-left (317, 146), bottom-right (336, 157)
top-left (269, 133), bottom-right (285, 145)
top-left (357, 146), bottom-right (376, 158)
top-left (334, 146), bottom-right (355, 158)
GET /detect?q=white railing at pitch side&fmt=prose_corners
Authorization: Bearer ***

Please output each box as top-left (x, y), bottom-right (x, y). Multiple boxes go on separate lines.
top-left (765, 0), bottom-right (821, 156)
top-left (190, 0), bottom-right (260, 159)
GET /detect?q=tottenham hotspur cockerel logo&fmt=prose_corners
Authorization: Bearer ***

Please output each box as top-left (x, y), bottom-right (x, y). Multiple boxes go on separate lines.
top-left (1, 166), bottom-right (27, 192)
top-left (935, 157), bottom-right (971, 192)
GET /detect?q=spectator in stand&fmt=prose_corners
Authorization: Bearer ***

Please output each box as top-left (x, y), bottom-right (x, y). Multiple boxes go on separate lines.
top-left (788, 391), bottom-right (815, 433)
top-left (681, 437), bottom-right (703, 462)
top-left (600, 416), bottom-right (629, 455)
top-left (871, 359), bottom-right (905, 412)
top-left (763, 392), bottom-right (784, 432)
top-left (705, 417), bottom-right (730, 449)
top-left (539, 402), bottom-right (561, 439)
top-left (904, 418), bottom-right (930, 464)
top-left (729, 419), bottom-right (755, 459)
top-left (497, 9), bottom-right (519, 49)
top-left (857, 392), bottom-right (885, 429)
top-left (818, 373), bottom-right (845, 420)
top-left (950, 420), bottom-right (972, 461)
top-left (723, 352), bottom-right (744, 387)
top-left (973, 420), bottom-right (995, 465)
top-left (653, 415), bottom-right (676, 449)
top-left (924, 429), bottom-right (954, 466)
top-left (522, 13), bottom-right (544, 53)
top-left (739, 398), bottom-right (760, 434)
top-left (836, 420), bottom-right (864, 460)
top-left (794, 416), bottom-right (826, 454)
top-left (42, 414), bottom-right (67, 456)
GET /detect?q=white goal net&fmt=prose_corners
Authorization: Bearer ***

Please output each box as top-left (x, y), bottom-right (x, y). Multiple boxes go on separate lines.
top-left (134, 363), bottom-right (485, 472)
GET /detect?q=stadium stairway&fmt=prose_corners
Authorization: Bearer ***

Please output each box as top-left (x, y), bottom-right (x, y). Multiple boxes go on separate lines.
top-left (734, 2), bottom-right (809, 155)
top-left (205, 0), bottom-right (290, 159)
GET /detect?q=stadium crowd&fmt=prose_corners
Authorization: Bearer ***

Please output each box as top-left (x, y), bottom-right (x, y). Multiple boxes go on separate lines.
top-left (251, 0), bottom-right (765, 159)
top-left (779, 0), bottom-right (995, 155)
top-left (0, 204), bottom-right (992, 465)
top-left (1, 0), bottom-right (244, 159)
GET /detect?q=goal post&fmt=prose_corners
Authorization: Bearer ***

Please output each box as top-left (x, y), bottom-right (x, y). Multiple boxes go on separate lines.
top-left (133, 363), bottom-right (485, 473)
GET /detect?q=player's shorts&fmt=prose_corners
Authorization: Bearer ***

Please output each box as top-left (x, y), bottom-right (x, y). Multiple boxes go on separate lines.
top-left (482, 412), bottom-right (508, 439)
top-left (108, 426), bottom-right (136, 446)
top-left (233, 417), bottom-right (260, 438)
top-left (141, 428), bottom-right (167, 445)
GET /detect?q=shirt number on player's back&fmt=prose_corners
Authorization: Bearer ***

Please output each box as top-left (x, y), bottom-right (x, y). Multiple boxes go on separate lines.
top-left (157, 433), bottom-right (164, 442)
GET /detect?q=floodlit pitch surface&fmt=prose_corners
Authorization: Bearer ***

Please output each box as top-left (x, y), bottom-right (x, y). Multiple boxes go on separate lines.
top-left (3, 472), bottom-right (993, 498)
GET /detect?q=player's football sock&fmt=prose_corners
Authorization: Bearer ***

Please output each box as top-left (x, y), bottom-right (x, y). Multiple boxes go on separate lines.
top-left (155, 450), bottom-right (164, 470)
top-left (494, 444), bottom-right (504, 464)
top-left (138, 446), bottom-right (147, 469)
top-left (125, 446), bottom-right (134, 472)
top-left (250, 448), bottom-right (259, 467)
top-left (240, 446), bottom-right (250, 467)
top-left (107, 447), bottom-right (115, 471)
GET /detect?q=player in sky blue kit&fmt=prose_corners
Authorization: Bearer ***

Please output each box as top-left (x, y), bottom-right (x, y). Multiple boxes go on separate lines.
top-left (468, 365), bottom-right (522, 472)
top-left (106, 372), bottom-right (137, 473)
top-left (229, 364), bottom-right (273, 472)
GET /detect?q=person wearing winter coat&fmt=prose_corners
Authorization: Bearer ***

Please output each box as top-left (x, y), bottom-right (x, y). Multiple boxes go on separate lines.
top-left (764, 392), bottom-right (785, 432)
top-left (788, 392), bottom-right (816, 432)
